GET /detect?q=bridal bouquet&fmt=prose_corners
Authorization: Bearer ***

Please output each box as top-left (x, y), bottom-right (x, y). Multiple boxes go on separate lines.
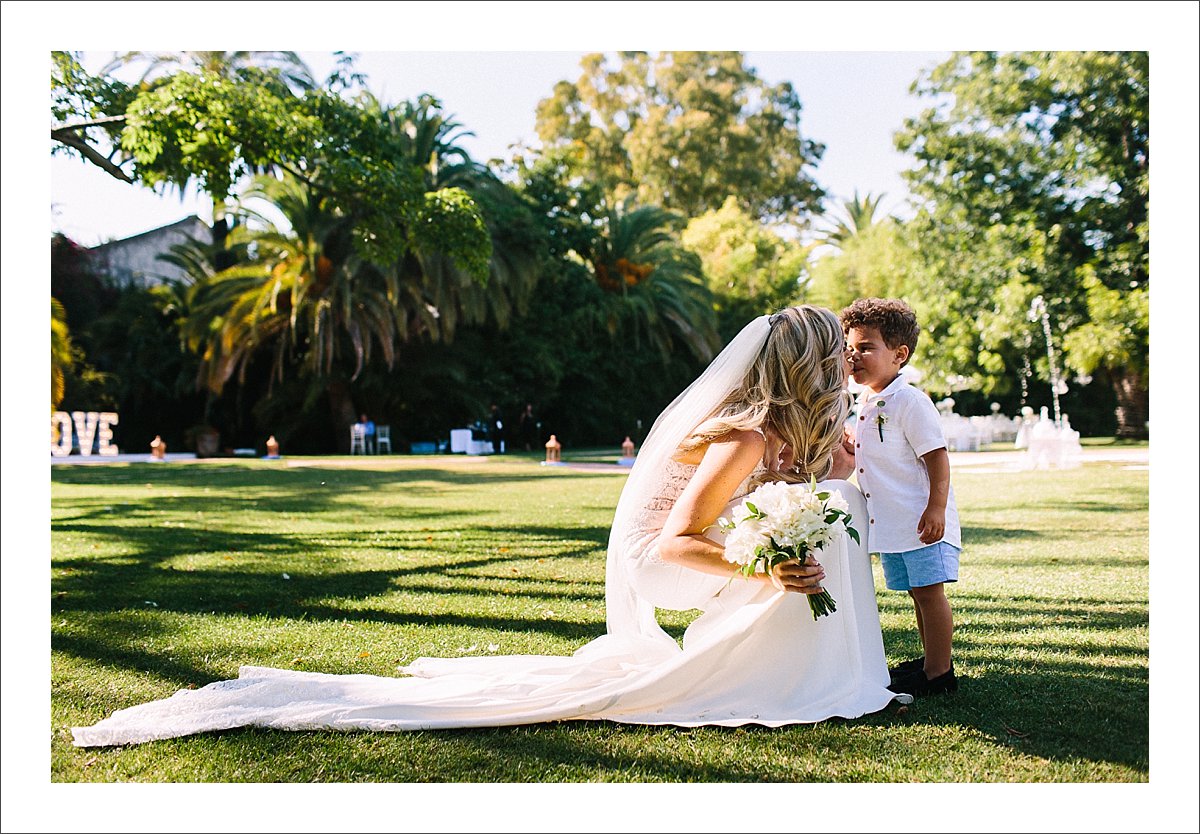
top-left (716, 479), bottom-right (860, 619)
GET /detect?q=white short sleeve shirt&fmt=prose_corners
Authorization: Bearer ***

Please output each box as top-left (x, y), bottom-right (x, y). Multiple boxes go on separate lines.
top-left (852, 375), bottom-right (961, 553)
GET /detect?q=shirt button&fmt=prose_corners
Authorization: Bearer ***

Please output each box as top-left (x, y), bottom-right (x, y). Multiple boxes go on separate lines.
top-left (870, 518), bottom-right (875, 524)
top-left (865, 493), bottom-right (871, 498)
top-left (859, 468), bottom-right (864, 473)
top-left (856, 443), bottom-right (860, 448)
top-left (859, 415), bottom-right (865, 421)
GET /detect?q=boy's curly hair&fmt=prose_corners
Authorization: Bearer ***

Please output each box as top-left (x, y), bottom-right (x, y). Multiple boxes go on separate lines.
top-left (839, 298), bottom-right (920, 366)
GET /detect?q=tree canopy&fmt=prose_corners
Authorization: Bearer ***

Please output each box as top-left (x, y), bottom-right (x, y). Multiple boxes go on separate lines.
top-left (49, 50), bottom-right (1149, 450)
top-left (895, 51), bottom-right (1148, 435)
top-left (51, 52), bottom-right (491, 275)
top-left (535, 51), bottom-right (826, 225)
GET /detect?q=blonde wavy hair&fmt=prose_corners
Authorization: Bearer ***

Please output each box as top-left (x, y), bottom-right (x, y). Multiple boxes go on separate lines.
top-left (678, 305), bottom-right (850, 483)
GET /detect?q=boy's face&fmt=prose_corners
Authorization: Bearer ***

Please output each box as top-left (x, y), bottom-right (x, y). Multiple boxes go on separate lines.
top-left (845, 325), bottom-right (909, 393)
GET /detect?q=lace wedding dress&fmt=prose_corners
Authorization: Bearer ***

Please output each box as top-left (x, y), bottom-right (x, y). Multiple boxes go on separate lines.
top-left (72, 314), bottom-right (900, 747)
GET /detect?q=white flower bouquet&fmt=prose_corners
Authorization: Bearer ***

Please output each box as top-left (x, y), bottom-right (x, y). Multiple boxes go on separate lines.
top-left (716, 479), bottom-right (860, 619)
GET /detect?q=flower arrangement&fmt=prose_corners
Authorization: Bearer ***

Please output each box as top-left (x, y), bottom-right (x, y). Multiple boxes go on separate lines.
top-left (716, 479), bottom-right (860, 619)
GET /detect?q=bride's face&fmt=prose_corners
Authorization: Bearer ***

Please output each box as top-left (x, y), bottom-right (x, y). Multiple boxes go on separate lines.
top-left (840, 339), bottom-right (853, 385)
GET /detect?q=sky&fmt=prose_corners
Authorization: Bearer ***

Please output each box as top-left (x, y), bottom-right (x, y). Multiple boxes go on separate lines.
top-left (5, 2), bottom-right (1200, 831)
top-left (50, 50), bottom-right (951, 246)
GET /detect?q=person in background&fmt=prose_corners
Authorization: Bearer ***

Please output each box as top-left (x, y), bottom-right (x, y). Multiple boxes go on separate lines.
top-left (518, 403), bottom-right (537, 451)
top-left (358, 414), bottom-right (376, 454)
top-left (488, 404), bottom-right (504, 454)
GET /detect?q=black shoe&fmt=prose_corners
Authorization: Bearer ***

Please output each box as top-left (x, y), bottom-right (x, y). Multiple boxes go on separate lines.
top-left (888, 666), bottom-right (958, 697)
top-left (888, 656), bottom-right (924, 681)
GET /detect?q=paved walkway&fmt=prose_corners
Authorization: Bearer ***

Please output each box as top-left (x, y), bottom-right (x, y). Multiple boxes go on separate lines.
top-left (51, 452), bottom-right (205, 465)
top-left (949, 446), bottom-right (1148, 472)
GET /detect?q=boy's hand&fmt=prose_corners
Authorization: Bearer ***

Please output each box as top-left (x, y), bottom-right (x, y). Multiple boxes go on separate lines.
top-left (917, 505), bottom-right (945, 544)
top-left (841, 427), bottom-right (856, 456)
top-left (829, 430), bottom-right (856, 481)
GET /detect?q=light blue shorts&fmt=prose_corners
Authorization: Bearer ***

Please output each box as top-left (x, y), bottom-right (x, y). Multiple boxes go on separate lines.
top-left (879, 542), bottom-right (961, 591)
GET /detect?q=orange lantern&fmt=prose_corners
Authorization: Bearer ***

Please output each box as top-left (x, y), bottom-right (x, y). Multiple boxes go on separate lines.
top-left (621, 436), bottom-right (635, 459)
top-left (266, 435), bottom-right (280, 458)
top-left (150, 435), bottom-right (166, 460)
top-left (545, 434), bottom-right (562, 463)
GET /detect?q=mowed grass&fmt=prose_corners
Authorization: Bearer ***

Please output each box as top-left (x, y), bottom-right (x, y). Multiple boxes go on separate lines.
top-left (50, 455), bottom-right (1148, 782)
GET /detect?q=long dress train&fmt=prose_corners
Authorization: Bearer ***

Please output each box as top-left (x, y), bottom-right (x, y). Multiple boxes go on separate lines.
top-left (71, 482), bottom-right (896, 747)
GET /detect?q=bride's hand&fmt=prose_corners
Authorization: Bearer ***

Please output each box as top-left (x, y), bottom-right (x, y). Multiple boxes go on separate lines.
top-left (766, 558), bottom-right (826, 594)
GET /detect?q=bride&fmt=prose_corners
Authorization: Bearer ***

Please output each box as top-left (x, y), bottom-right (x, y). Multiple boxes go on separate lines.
top-left (73, 306), bottom-right (903, 747)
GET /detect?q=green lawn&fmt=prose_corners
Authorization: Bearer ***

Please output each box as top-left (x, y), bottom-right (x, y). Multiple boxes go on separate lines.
top-left (50, 456), bottom-right (1148, 782)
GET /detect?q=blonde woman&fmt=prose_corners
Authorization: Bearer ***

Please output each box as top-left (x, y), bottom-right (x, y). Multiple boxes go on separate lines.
top-left (74, 307), bottom-right (902, 748)
top-left (620, 305), bottom-right (856, 614)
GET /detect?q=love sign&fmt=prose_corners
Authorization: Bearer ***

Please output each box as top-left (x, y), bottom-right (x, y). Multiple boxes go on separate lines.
top-left (51, 411), bottom-right (119, 456)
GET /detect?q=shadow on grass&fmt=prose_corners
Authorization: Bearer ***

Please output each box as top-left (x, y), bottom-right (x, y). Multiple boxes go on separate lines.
top-left (57, 580), bottom-right (1147, 779)
top-left (52, 510), bottom-right (612, 686)
top-left (53, 630), bottom-right (228, 688)
top-left (874, 591), bottom-right (1147, 773)
top-left (51, 463), bottom-right (1147, 779)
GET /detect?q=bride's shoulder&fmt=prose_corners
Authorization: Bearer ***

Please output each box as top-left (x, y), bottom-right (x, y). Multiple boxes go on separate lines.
top-left (719, 427), bottom-right (768, 447)
top-left (674, 428), bottom-right (765, 467)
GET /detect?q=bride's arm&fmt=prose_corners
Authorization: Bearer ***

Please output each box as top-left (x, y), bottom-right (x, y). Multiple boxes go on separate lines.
top-left (657, 431), bottom-right (826, 593)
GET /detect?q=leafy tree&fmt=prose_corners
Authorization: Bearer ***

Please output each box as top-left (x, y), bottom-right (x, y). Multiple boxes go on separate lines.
top-left (50, 52), bottom-right (489, 273)
top-left (681, 197), bottom-right (811, 341)
top-left (535, 51), bottom-right (825, 225)
top-left (897, 51), bottom-right (1148, 436)
top-left (51, 298), bottom-right (73, 412)
top-left (52, 55), bottom-right (512, 448)
top-left (512, 152), bottom-right (719, 363)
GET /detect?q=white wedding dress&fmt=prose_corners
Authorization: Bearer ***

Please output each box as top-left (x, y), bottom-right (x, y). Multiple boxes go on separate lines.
top-left (72, 474), bottom-right (896, 747)
top-left (72, 314), bottom-right (900, 747)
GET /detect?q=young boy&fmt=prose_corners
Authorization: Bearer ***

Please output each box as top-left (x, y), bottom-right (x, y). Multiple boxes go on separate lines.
top-left (840, 298), bottom-right (961, 696)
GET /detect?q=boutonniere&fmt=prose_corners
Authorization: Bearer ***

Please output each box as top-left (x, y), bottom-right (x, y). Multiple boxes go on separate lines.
top-left (875, 403), bottom-right (888, 442)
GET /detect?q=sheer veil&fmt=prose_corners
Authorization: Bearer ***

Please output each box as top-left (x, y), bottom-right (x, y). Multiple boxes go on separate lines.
top-left (602, 315), bottom-right (772, 649)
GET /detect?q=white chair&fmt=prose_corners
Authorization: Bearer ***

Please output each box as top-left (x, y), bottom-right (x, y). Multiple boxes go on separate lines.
top-left (375, 425), bottom-right (392, 454)
top-left (350, 423), bottom-right (367, 455)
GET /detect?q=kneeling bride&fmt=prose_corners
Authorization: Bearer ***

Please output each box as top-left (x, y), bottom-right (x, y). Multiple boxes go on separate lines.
top-left (73, 306), bottom-right (902, 747)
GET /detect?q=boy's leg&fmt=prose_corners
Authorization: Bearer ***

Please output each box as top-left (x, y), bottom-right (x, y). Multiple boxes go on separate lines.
top-left (909, 583), bottom-right (953, 678)
top-left (909, 590), bottom-right (926, 653)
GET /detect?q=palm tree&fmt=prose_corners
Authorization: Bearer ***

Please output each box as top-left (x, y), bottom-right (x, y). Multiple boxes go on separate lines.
top-left (162, 97), bottom-right (542, 449)
top-left (51, 298), bottom-right (73, 411)
top-left (376, 95), bottom-right (541, 338)
top-left (579, 200), bottom-right (720, 362)
top-left (821, 190), bottom-right (888, 250)
top-left (171, 173), bottom-right (408, 440)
